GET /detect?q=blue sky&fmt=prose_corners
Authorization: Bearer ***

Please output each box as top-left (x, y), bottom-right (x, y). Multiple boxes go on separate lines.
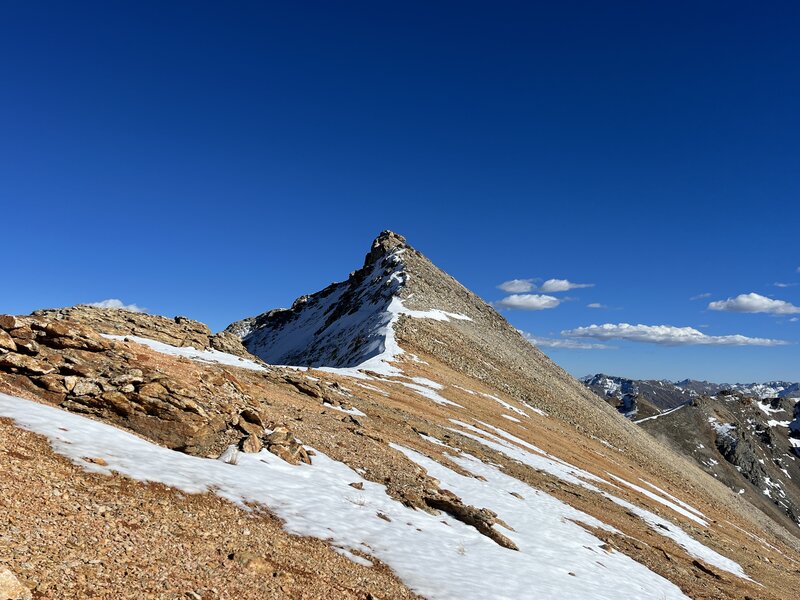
top-left (2, 2), bottom-right (798, 382)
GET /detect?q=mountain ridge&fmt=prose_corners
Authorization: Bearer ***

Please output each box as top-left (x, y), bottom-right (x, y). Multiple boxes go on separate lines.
top-left (2, 231), bottom-right (800, 598)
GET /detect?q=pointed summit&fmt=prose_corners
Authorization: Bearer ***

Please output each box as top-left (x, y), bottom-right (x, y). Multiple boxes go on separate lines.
top-left (364, 230), bottom-right (408, 266)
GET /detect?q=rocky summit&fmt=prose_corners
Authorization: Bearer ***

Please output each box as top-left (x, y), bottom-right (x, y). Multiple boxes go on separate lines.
top-left (1, 232), bottom-right (800, 600)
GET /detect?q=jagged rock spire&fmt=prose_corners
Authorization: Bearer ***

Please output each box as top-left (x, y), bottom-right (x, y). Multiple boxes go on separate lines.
top-left (364, 230), bottom-right (408, 267)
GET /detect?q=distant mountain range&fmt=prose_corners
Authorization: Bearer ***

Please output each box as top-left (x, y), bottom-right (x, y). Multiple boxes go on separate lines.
top-left (582, 373), bottom-right (800, 529)
top-left (582, 374), bottom-right (800, 420)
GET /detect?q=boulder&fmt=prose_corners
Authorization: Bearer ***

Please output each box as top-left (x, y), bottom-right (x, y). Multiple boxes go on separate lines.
top-left (0, 329), bottom-right (16, 352)
top-left (209, 331), bottom-right (255, 359)
top-left (239, 407), bottom-right (264, 427)
top-left (0, 314), bottom-right (24, 330)
top-left (0, 568), bottom-right (32, 600)
top-left (42, 321), bottom-right (108, 352)
top-left (265, 426), bottom-right (295, 445)
top-left (71, 378), bottom-right (102, 396)
top-left (0, 353), bottom-right (55, 376)
top-left (240, 434), bottom-right (263, 454)
top-left (13, 339), bottom-right (40, 355)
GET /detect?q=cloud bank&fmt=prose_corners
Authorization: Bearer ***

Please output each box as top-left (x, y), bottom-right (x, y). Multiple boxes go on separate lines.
top-left (708, 292), bottom-right (800, 315)
top-left (562, 323), bottom-right (786, 346)
top-left (522, 332), bottom-right (610, 350)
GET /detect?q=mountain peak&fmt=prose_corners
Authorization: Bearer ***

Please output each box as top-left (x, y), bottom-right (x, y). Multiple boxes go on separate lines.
top-left (226, 232), bottom-right (607, 431)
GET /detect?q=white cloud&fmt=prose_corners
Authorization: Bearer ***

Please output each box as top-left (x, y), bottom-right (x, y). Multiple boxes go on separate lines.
top-left (539, 279), bottom-right (594, 293)
top-left (522, 332), bottom-right (610, 350)
top-left (708, 292), bottom-right (800, 315)
top-left (791, 317), bottom-right (799, 323)
top-left (497, 279), bottom-right (535, 293)
top-left (562, 323), bottom-right (787, 346)
top-left (586, 303), bottom-right (606, 309)
top-left (496, 294), bottom-right (560, 310)
top-left (86, 299), bottom-right (146, 313)
top-left (690, 292), bottom-right (711, 301)
top-left (773, 282), bottom-right (796, 288)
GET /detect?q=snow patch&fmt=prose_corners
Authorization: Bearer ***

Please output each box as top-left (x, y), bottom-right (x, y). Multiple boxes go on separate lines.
top-left (633, 404), bottom-right (687, 424)
top-left (479, 392), bottom-right (530, 418)
top-left (102, 334), bottom-right (266, 371)
top-left (446, 419), bottom-right (750, 579)
top-left (391, 380), bottom-right (462, 408)
top-left (0, 392), bottom-right (687, 600)
top-left (323, 402), bottom-right (366, 417)
top-left (607, 474), bottom-right (707, 526)
top-left (393, 445), bottom-right (689, 599)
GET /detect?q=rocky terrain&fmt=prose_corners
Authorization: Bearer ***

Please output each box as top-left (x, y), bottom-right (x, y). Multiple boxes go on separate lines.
top-left (2, 232), bottom-right (800, 599)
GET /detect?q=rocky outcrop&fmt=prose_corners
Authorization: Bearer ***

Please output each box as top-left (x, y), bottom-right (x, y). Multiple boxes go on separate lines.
top-left (263, 426), bottom-right (312, 465)
top-left (714, 427), bottom-right (768, 489)
top-left (33, 305), bottom-right (254, 359)
top-left (222, 414), bottom-right (323, 466)
top-left (0, 313), bottom-right (263, 456)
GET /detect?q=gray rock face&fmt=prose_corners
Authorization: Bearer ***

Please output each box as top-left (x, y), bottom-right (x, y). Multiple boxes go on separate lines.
top-left (227, 231), bottom-right (407, 368)
top-left (714, 428), bottom-right (768, 490)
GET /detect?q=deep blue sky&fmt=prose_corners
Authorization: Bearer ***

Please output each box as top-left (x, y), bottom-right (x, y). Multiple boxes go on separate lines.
top-left (2, 2), bottom-right (798, 382)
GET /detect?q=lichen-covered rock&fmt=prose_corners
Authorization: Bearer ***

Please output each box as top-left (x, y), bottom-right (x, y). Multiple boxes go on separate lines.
top-left (0, 314), bottom-right (25, 330)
